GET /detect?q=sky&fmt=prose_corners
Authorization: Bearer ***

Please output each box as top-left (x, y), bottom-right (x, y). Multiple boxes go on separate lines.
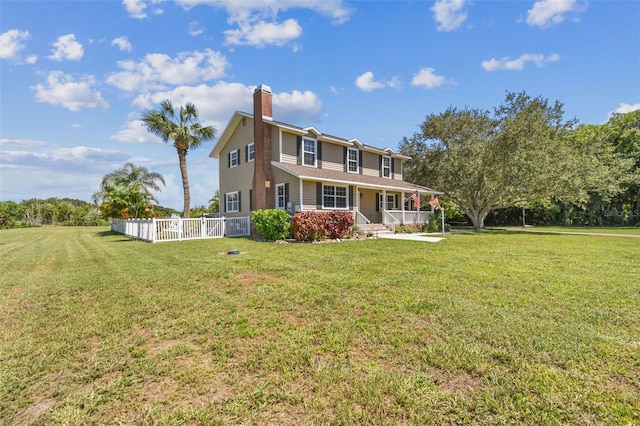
top-left (1, 0), bottom-right (639, 211)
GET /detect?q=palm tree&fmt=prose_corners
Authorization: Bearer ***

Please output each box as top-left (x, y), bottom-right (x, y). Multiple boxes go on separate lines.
top-left (93, 162), bottom-right (165, 219)
top-left (141, 100), bottom-right (216, 218)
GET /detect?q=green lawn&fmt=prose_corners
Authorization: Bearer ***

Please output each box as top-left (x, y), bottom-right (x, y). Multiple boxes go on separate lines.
top-left (1, 227), bottom-right (639, 425)
top-left (498, 226), bottom-right (640, 236)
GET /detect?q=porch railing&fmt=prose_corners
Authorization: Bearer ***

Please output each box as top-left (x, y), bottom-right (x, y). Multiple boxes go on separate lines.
top-left (385, 210), bottom-right (433, 226)
top-left (382, 210), bottom-right (400, 233)
top-left (354, 210), bottom-right (371, 235)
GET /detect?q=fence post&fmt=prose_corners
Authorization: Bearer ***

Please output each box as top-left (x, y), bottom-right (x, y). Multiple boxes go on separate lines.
top-left (201, 216), bottom-right (205, 239)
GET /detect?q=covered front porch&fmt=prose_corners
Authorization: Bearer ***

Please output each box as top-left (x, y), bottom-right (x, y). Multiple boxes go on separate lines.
top-left (354, 187), bottom-right (437, 233)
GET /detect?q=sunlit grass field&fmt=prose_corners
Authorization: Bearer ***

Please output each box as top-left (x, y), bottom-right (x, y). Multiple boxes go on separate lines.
top-left (1, 226), bottom-right (638, 424)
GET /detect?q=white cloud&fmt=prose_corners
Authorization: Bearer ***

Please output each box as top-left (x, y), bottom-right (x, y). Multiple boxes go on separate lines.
top-left (122, 0), bottom-right (165, 19)
top-left (0, 29), bottom-right (31, 59)
top-left (411, 68), bottom-right (450, 89)
top-left (48, 34), bottom-right (84, 61)
top-left (481, 53), bottom-right (560, 71)
top-left (526, 0), bottom-right (586, 28)
top-left (610, 103), bottom-right (640, 116)
top-left (25, 55), bottom-right (38, 64)
top-left (355, 71), bottom-right (400, 92)
top-left (188, 21), bottom-right (205, 36)
top-left (224, 18), bottom-right (302, 48)
top-left (124, 82), bottom-right (321, 141)
top-left (176, 0), bottom-right (352, 47)
top-left (431, 0), bottom-right (468, 32)
top-left (32, 71), bottom-right (109, 111)
top-left (111, 36), bottom-right (133, 52)
top-left (111, 120), bottom-right (162, 143)
top-left (106, 49), bottom-right (229, 92)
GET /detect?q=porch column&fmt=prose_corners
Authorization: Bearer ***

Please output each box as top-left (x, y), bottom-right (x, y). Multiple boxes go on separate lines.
top-left (382, 189), bottom-right (386, 224)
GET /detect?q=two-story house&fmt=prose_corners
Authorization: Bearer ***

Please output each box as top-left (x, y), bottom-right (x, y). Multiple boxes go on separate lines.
top-left (209, 84), bottom-right (441, 233)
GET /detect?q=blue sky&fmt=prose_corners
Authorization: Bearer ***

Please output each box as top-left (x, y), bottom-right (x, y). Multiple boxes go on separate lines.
top-left (1, 0), bottom-right (639, 210)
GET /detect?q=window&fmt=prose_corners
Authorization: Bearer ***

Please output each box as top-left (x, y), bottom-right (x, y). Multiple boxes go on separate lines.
top-left (387, 194), bottom-right (396, 210)
top-left (347, 148), bottom-right (358, 173)
top-left (323, 185), bottom-right (347, 209)
top-left (276, 183), bottom-right (286, 210)
top-left (225, 192), bottom-right (239, 212)
top-left (247, 143), bottom-right (255, 162)
top-left (229, 149), bottom-right (239, 168)
top-left (303, 138), bottom-right (316, 167)
top-left (382, 155), bottom-right (391, 178)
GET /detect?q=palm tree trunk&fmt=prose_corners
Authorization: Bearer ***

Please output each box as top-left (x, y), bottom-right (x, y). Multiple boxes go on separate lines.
top-left (178, 148), bottom-right (191, 218)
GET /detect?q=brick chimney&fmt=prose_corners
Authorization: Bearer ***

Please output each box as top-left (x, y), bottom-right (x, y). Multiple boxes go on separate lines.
top-left (252, 84), bottom-right (275, 212)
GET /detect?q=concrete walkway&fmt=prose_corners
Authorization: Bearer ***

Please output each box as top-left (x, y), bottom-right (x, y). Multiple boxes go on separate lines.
top-left (377, 233), bottom-right (445, 242)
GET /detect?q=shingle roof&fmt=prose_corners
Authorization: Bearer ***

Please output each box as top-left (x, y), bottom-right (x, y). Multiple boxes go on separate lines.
top-left (272, 162), bottom-right (442, 194)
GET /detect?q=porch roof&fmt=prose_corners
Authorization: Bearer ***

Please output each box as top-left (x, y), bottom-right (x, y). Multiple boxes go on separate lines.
top-left (272, 162), bottom-right (443, 195)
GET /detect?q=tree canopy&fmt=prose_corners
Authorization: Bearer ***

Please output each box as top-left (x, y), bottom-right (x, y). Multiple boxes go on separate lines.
top-left (141, 100), bottom-right (216, 218)
top-left (92, 162), bottom-right (165, 219)
top-left (400, 91), bottom-right (584, 229)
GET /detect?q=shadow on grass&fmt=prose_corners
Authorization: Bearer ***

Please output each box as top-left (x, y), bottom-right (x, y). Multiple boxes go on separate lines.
top-left (95, 230), bottom-right (137, 242)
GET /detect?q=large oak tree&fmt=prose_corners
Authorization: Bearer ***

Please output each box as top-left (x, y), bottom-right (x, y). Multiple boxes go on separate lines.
top-left (400, 91), bottom-right (581, 229)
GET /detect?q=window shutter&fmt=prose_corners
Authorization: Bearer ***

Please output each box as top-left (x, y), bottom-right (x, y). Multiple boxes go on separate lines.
top-left (249, 189), bottom-right (253, 211)
top-left (316, 182), bottom-right (323, 209)
top-left (375, 193), bottom-right (380, 212)
top-left (394, 194), bottom-right (399, 209)
top-left (359, 151), bottom-right (363, 174)
top-left (379, 155), bottom-right (383, 177)
top-left (296, 136), bottom-right (302, 165)
top-left (238, 191), bottom-right (242, 212)
top-left (245, 145), bottom-right (249, 162)
top-left (223, 193), bottom-right (227, 212)
top-left (228, 152), bottom-right (231, 168)
top-left (237, 149), bottom-right (241, 165)
top-left (343, 147), bottom-right (348, 172)
top-left (317, 141), bottom-right (322, 169)
top-left (348, 186), bottom-right (354, 210)
top-left (391, 158), bottom-right (395, 178)
top-left (284, 183), bottom-right (290, 208)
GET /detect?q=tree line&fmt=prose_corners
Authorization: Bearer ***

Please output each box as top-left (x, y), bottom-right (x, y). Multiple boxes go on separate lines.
top-left (400, 92), bottom-right (639, 229)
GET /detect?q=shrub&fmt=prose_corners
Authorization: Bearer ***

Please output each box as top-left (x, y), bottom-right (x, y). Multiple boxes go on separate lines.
top-left (291, 211), bottom-right (354, 241)
top-left (252, 209), bottom-right (291, 241)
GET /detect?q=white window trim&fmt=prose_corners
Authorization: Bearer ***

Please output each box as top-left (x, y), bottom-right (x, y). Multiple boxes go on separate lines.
top-left (322, 184), bottom-right (348, 210)
top-left (225, 191), bottom-right (239, 212)
top-left (302, 137), bottom-right (317, 167)
top-left (386, 194), bottom-right (396, 210)
top-left (347, 148), bottom-right (359, 174)
top-left (382, 155), bottom-right (391, 178)
top-left (229, 150), bottom-right (239, 168)
top-left (276, 183), bottom-right (286, 210)
top-left (247, 143), bottom-right (255, 162)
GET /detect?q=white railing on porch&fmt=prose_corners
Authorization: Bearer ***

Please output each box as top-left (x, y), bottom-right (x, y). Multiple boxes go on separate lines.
top-left (382, 210), bottom-right (400, 233)
top-left (354, 210), bottom-right (371, 235)
top-left (385, 210), bottom-right (433, 226)
top-left (111, 216), bottom-right (250, 243)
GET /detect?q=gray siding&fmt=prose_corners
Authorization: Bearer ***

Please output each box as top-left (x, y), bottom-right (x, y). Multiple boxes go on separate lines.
top-left (361, 151), bottom-right (380, 177)
top-left (280, 131), bottom-right (298, 164)
top-left (320, 142), bottom-right (344, 172)
top-left (219, 118), bottom-right (254, 217)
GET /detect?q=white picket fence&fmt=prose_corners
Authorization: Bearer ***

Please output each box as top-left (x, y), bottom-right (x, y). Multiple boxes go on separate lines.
top-left (111, 216), bottom-right (251, 243)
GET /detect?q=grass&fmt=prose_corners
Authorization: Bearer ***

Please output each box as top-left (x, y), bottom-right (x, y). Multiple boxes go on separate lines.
top-left (1, 226), bottom-right (639, 425)
top-left (497, 226), bottom-right (640, 235)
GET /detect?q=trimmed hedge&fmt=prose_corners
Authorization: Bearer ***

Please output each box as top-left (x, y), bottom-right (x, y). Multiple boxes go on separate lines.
top-left (291, 211), bottom-right (354, 241)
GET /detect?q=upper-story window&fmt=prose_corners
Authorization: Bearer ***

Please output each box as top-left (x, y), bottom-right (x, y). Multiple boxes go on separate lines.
top-left (382, 155), bottom-right (391, 178)
top-left (347, 148), bottom-right (358, 173)
top-left (303, 138), bottom-right (316, 167)
top-left (229, 149), bottom-right (240, 168)
top-left (247, 143), bottom-right (255, 162)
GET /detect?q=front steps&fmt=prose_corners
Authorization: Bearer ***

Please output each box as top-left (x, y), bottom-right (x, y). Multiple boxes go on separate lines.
top-left (368, 223), bottom-right (393, 237)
